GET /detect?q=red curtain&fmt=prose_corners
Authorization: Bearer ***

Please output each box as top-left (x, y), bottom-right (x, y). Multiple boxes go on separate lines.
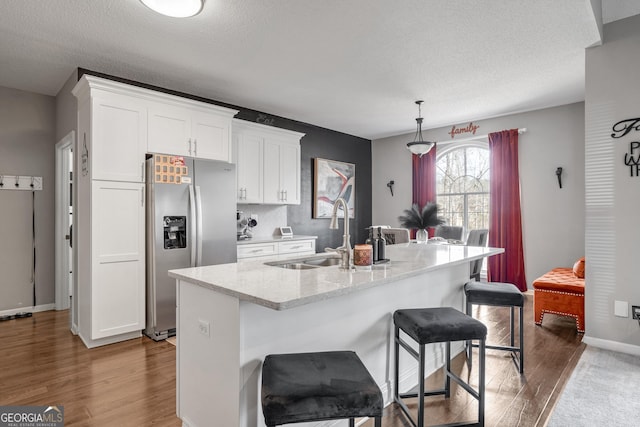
top-left (487, 129), bottom-right (527, 290)
top-left (411, 149), bottom-right (436, 237)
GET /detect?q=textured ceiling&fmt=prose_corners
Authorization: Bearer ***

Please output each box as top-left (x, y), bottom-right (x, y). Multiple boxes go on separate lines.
top-left (0, 1), bottom-right (638, 139)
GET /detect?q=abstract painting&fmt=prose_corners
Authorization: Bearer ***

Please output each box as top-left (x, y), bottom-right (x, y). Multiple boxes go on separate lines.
top-left (313, 158), bottom-right (355, 218)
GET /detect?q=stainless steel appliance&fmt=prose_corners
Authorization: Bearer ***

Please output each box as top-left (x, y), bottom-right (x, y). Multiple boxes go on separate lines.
top-left (145, 154), bottom-right (237, 341)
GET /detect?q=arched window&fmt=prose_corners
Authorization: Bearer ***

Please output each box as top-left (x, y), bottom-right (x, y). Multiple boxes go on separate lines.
top-left (435, 142), bottom-right (490, 238)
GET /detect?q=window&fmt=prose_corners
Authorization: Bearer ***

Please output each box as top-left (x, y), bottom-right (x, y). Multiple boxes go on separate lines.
top-left (436, 143), bottom-right (490, 238)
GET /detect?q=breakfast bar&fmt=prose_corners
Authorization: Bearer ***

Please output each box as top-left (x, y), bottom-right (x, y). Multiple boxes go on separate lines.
top-left (169, 243), bottom-right (503, 427)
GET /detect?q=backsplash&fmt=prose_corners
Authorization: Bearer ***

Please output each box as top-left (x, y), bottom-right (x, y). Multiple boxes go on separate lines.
top-left (237, 204), bottom-right (288, 238)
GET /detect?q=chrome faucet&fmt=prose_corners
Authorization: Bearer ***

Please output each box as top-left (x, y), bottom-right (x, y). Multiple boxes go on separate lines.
top-left (329, 198), bottom-right (352, 270)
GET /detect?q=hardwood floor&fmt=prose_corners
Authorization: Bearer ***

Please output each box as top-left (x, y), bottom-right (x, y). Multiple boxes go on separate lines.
top-left (0, 293), bottom-right (583, 426)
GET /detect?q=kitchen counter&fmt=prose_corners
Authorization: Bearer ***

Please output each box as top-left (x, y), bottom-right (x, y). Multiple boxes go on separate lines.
top-left (170, 243), bottom-right (502, 310)
top-left (171, 243), bottom-right (503, 427)
top-left (236, 234), bottom-right (317, 245)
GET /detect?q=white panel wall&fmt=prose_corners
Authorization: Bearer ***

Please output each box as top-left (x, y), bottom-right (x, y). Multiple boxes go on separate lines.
top-left (584, 14), bottom-right (640, 348)
top-left (372, 103), bottom-right (586, 289)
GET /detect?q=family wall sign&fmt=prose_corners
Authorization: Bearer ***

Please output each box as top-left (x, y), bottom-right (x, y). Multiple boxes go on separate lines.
top-left (611, 117), bottom-right (640, 177)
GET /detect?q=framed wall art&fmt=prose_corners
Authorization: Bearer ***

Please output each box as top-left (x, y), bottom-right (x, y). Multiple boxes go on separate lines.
top-left (313, 158), bottom-right (355, 218)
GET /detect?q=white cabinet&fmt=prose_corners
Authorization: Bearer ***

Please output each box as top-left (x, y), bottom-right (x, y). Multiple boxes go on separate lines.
top-left (237, 238), bottom-right (316, 261)
top-left (264, 139), bottom-right (300, 204)
top-left (148, 102), bottom-right (233, 162)
top-left (91, 181), bottom-right (145, 339)
top-left (232, 119), bottom-right (304, 205)
top-left (234, 132), bottom-right (263, 203)
top-left (91, 94), bottom-right (147, 182)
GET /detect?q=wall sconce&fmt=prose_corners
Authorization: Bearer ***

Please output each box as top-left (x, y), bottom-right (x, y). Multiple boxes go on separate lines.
top-left (387, 180), bottom-right (395, 196)
top-left (556, 167), bottom-right (563, 188)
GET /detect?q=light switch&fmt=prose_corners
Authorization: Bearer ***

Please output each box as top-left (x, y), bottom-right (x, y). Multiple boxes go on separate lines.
top-left (198, 319), bottom-right (210, 337)
top-left (614, 300), bottom-right (628, 318)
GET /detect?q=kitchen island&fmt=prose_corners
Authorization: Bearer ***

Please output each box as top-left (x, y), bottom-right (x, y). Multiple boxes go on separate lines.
top-left (169, 242), bottom-right (503, 427)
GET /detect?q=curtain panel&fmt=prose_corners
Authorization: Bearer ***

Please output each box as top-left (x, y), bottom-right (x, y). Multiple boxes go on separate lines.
top-left (487, 129), bottom-right (527, 290)
top-left (411, 149), bottom-right (436, 237)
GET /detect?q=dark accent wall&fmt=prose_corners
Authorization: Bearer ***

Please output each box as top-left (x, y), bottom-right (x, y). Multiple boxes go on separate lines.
top-left (78, 69), bottom-right (372, 250)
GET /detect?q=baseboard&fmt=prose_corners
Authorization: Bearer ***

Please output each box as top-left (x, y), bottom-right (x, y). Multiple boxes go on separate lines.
top-left (0, 303), bottom-right (55, 317)
top-left (582, 335), bottom-right (640, 356)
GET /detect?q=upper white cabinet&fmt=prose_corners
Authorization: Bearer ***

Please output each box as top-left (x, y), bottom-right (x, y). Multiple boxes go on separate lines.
top-left (148, 103), bottom-right (233, 162)
top-left (232, 119), bottom-right (304, 205)
top-left (90, 94), bottom-right (147, 182)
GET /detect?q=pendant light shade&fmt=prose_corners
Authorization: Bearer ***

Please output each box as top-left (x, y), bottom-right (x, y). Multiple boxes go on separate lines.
top-left (140, 0), bottom-right (204, 18)
top-left (406, 100), bottom-right (435, 157)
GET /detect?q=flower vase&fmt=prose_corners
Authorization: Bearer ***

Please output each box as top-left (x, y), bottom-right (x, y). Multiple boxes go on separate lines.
top-left (416, 228), bottom-right (428, 243)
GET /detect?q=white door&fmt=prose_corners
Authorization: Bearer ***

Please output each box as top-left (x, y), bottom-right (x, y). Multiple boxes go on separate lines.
top-left (55, 132), bottom-right (74, 313)
top-left (91, 181), bottom-right (145, 339)
top-left (92, 95), bottom-right (147, 182)
top-left (148, 103), bottom-right (191, 157)
top-left (263, 140), bottom-right (282, 204)
top-left (279, 142), bottom-right (300, 204)
top-left (191, 111), bottom-right (231, 162)
top-left (235, 133), bottom-right (263, 203)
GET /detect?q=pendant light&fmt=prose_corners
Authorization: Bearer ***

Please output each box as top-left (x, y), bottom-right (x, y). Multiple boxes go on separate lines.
top-left (140, 0), bottom-right (204, 18)
top-left (406, 100), bottom-right (435, 157)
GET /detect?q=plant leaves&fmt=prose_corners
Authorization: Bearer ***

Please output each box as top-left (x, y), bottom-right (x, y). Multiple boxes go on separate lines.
top-left (398, 202), bottom-right (445, 229)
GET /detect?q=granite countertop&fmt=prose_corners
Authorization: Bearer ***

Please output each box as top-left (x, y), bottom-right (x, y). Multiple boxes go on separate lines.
top-left (169, 243), bottom-right (503, 311)
top-left (236, 235), bottom-right (318, 245)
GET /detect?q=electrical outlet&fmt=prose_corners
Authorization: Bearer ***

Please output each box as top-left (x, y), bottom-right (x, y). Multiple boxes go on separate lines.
top-left (632, 306), bottom-right (640, 320)
top-left (198, 319), bottom-right (210, 337)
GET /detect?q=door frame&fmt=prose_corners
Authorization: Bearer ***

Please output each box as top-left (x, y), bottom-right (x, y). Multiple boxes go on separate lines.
top-left (55, 132), bottom-right (75, 317)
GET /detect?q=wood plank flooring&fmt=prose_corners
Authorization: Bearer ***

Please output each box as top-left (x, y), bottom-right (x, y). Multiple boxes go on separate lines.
top-left (0, 293), bottom-right (583, 426)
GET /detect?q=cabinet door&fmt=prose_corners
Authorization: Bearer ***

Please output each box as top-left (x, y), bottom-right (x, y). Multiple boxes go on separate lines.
top-left (192, 111), bottom-right (231, 162)
top-left (91, 181), bottom-right (145, 339)
top-left (279, 143), bottom-right (300, 204)
top-left (92, 95), bottom-right (147, 182)
top-left (263, 141), bottom-right (283, 204)
top-left (235, 133), bottom-right (263, 203)
top-left (148, 103), bottom-right (191, 157)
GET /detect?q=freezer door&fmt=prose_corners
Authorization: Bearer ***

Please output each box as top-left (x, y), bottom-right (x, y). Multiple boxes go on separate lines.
top-left (193, 160), bottom-right (237, 265)
top-left (146, 155), bottom-right (194, 338)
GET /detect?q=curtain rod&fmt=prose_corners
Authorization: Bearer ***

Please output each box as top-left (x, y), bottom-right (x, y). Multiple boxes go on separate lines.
top-left (437, 127), bottom-right (527, 144)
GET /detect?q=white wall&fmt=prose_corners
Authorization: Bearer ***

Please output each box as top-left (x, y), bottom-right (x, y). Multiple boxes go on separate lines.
top-left (584, 13), bottom-right (640, 349)
top-left (372, 102), bottom-right (586, 288)
top-left (0, 86), bottom-right (56, 310)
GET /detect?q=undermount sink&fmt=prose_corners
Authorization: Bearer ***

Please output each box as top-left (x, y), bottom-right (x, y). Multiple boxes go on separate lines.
top-left (265, 255), bottom-right (341, 269)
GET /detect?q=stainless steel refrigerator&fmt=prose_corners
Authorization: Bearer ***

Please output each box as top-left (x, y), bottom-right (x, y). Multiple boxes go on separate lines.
top-left (145, 153), bottom-right (237, 341)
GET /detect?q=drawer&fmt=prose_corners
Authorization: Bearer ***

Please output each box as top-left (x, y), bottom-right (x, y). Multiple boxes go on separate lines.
top-left (237, 242), bottom-right (278, 259)
top-left (279, 239), bottom-right (315, 254)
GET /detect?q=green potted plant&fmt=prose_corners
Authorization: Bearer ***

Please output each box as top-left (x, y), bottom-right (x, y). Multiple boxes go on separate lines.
top-left (398, 202), bottom-right (444, 242)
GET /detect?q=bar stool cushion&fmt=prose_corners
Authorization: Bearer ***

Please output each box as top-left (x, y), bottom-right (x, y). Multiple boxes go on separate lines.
top-left (393, 307), bottom-right (487, 345)
top-left (261, 351), bottom-right (383, 425)
top-left (465, 281), bottom-right (524, 307)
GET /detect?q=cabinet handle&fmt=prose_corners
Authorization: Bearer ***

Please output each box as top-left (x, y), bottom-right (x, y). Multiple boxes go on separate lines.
top-left (284, 190), bottom-right (288, 201)
top-left (194, 139), bottom-right (198, 157)
top-left (251, 249), bottom-right (263, 253)
top-left (188, 138), bottom-right (192, 155)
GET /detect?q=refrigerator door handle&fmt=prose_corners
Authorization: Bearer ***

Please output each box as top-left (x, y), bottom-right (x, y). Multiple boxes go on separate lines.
top-left (195, 185), bottom-right (204, 266)
top-left (188, 184), bottom-right (197, 267)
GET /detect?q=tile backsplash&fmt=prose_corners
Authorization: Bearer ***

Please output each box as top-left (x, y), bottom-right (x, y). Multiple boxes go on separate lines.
top-left (237, 204), bottom-right (288, 238)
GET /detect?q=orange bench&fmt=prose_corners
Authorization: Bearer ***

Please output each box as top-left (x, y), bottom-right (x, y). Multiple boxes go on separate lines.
top-left (532, 265), bottom-right (585, 333)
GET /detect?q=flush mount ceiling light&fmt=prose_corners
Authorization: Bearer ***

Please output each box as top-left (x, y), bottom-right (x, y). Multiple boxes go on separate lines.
top-left (140, 0), bottom-right (204, 18)
top-left (406, 100), bottom-right (435, 157)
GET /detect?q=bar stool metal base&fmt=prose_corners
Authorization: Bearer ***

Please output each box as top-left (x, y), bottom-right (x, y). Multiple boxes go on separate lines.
top-left (393, 308), bottom-right (487, 427)
top-left (464, 281), bottom-right (525, 374)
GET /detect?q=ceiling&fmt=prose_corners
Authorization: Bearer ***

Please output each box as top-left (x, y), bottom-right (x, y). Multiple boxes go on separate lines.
top-left (1, 1), bottom-right (639, 140)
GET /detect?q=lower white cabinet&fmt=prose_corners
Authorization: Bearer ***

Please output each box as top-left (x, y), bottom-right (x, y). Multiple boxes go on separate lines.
top-left (237, 239), bottom-right (316, 262)
top-left (90, 181), bottom-right (146, 340)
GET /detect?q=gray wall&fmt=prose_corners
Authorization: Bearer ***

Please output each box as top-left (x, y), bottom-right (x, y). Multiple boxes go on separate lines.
top-left (0, 86), bottom-right (56, 310)
top-left (585, 14), bottom-right (640, 350)
top-left (56, 70), bottom-right (78, 141)
top-left (372, 102), bottom-right (586, 289)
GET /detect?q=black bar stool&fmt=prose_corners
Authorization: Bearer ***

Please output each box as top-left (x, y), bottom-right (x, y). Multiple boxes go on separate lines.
top-left (464, 281), bottom-right (525, 373)
top-left (261, 351), bottom-right (383, 427)
top-left (393, 307), bottom-right (487, 427)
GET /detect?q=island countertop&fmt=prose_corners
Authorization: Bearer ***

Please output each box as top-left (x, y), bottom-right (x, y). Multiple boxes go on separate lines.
top-left (168, 243), bottom-right (503, 310)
